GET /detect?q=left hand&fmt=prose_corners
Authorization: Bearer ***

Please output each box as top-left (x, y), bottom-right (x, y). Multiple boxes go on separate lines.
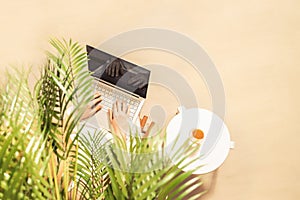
top-left (81, 92), bottom-right (103, 120)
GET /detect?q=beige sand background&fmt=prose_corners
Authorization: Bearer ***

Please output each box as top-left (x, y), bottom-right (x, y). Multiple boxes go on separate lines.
top-left (0, 0), bottom-right (299, 199)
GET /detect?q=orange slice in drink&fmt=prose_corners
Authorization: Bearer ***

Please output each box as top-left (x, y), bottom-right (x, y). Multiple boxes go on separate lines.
top-left (192, 129), bottom-right (204, 140)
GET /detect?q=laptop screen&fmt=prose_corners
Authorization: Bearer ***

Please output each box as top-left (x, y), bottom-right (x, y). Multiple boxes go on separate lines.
top-left (86, 45), bottom-right (150, 98)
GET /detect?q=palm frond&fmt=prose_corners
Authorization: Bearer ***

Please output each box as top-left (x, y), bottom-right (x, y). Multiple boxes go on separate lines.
top-left (36, 38), bottom-right (93, 161)
top-left (90, 131), bottom-right (204, 200)
top-left (34, 38), bottom-right (95, 199)
top-left (0, 69), bottom-right (52, 199)
top-left (70, 129), bottom-right (111, 200)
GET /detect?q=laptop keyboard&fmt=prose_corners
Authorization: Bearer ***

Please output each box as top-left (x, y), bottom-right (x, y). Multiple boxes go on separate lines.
top-left (94, 82), bottom-right (140, 119)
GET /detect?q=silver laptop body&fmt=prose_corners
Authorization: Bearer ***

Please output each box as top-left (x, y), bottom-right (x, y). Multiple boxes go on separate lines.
top-left (84, 45), bottom-right (150, 131)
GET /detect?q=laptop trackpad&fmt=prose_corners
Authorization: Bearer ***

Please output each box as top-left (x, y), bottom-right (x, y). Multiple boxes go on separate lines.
top-left (83, 110), bottom-right (110, 132)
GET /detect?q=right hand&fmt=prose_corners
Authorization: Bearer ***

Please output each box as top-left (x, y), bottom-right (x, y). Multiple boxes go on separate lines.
top-left (107, 101), bottom-right (130, 140)
top-left (108, 100), bottom-right (157, 141)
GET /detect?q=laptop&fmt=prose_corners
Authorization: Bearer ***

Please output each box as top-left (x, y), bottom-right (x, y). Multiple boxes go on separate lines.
top-left (84, 45), bottom-right (151, 131)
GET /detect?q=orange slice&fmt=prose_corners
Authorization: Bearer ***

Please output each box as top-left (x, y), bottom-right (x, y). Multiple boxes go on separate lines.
top-left (192, 129), bottom-right (204, 140)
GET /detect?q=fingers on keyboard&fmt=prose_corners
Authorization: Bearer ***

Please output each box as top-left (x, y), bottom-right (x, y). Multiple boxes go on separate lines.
top-left (93, 92), bottom-right (101, 99)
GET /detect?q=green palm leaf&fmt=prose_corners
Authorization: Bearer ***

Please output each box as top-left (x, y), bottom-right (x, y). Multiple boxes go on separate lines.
top-left (0, 69), bottom-right (52, 199)
top-left (70, 129), bottom-right (111, 199)
top-left (92, 131), bottom-right (204, 200)
top-left (36, 38), bottom-right (93, 161)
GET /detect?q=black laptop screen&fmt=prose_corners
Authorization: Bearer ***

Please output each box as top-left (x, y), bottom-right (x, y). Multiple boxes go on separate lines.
top-left (86, 45), bottom-right (150, 98)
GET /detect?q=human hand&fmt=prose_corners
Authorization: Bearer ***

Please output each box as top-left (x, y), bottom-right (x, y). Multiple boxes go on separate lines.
top-left (105, 58), bottom-right (127, 77)
top-left (107, 100), bottom-right (130, 140)
top-left (81, 92), bottom-right (102, 121)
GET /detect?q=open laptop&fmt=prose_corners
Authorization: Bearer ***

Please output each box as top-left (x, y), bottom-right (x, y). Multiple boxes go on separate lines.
top-left (84, 45), bottom-right (151, 131)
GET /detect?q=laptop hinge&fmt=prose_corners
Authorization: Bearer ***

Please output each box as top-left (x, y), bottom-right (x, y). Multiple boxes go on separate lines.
top-left (93, 78), bottom-right (141, 99)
